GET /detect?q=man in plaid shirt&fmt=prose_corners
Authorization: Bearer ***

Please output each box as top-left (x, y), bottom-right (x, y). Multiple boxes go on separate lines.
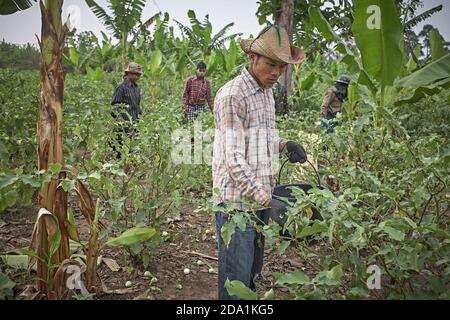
top-left (182, 61), bottom-right (214, 123)
top-left (212, 25), bottom-right (307, 300)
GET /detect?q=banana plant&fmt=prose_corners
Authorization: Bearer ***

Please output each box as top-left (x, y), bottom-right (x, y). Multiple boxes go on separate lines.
top-left (1, 0), bottom-right (102, 299)
top-left (85, 0), bottom-right (160, 69)
top-left (174, 10), bottom-right (242, 57)
top-left (64, 39), bottom-right (95, 74)
top-left (309, 2), bottom-right (450, 126)
top-left (0, 0), bottom-right (36, 14)
top-left (222, 37), bottom-right (239, 74)
top-left (0, 0), bottom-right (72, 297)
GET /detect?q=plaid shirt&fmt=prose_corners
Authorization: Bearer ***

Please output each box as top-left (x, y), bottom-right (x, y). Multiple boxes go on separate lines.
top-left (182, 76), bottom-right (213, 112)
top-left (212, 67), bottom-right (288, 211)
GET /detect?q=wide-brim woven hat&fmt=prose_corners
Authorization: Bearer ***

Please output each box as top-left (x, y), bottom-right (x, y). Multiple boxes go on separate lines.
top-left (124, 62), bottom-right (143, 75)
top-left (240, 25), bottom-right (305, 64)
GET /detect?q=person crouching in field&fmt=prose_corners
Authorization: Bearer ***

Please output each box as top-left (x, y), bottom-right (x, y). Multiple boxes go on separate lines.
top-left (182, 61), bottom-right (214, 124)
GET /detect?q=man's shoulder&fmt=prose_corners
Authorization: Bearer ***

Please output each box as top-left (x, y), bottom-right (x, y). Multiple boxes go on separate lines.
top-left (324, 88), bottom-right (336, 97)
top-left (115, 79), bottom-right (125, 88)
top-left (184, 76), bottom-right (195, 83)
top-left (216, 74), bottom-right (247, 101)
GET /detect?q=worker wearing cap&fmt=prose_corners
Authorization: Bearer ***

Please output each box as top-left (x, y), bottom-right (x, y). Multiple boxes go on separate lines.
top-left (110, 62), bottom-right (143, 158)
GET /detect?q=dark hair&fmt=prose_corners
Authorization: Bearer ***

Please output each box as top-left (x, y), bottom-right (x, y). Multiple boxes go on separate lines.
top-left (196, 61), bottom-right (207, 69)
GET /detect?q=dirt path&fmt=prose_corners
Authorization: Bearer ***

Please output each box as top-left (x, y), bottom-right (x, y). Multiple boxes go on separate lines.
top-left (1, 202), bottom-right (307, 300)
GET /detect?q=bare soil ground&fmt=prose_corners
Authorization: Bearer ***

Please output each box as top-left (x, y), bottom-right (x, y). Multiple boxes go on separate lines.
top-left (0, 201), bottom-right (313, 300)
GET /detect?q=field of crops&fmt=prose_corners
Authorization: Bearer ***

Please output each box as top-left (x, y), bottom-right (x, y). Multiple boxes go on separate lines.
top-left (0, 0), bottom-right (449, 301)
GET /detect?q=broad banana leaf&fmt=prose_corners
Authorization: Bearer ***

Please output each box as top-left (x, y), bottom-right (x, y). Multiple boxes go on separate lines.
top-left (352, 0), bottom-right (404, 87)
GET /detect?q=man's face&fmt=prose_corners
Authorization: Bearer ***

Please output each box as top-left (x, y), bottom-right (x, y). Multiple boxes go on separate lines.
top-left (196, 68), bottom-right (206, 78)
top-left (128, 72), bottom-right (141, 83)
top-left (249, 53), bottom-right (287, 88)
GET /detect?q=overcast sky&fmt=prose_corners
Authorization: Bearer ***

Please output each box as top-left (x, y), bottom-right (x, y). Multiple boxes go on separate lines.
top-left (0, 0), bottom-right (449, 45)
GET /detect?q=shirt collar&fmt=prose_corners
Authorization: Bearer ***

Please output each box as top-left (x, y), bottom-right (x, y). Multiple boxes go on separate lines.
top-left (124, 78), bottom-right (137, 87)
top-left (241, 67), bottom-right (265, 95)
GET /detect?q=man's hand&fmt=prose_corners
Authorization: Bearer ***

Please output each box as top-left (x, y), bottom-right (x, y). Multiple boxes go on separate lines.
top-left (267, 198), bottom-right (288, 226)
top-left (286, 141), bottom-right (307, 164)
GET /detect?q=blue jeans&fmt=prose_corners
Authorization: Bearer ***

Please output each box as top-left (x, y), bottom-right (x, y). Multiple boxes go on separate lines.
top-left (321, 113), bottom-right (339, 133)
top-left (215, 210), bottom-right (269, 300)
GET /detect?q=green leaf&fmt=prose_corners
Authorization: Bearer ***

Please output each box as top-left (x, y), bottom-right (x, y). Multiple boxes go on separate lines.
top-left (397, 53), bottom-right (450, 88)
top-left (277, 240), bottom-right (291, 256)
top-left (383, 226), bottom-right (405, 241)
top-left (68, 47), bottom-right (79, 66)
top-left (224, 37), bottom-right (237, 72)
top-left (297, 221), bottom-right (327, 238)
top-left (149, 49), bottom-right (163, 74)
top-left (49, 226), bottom-right (61, 259)
top-left (352, 0), bottom-right (404, 86)
top-left (429, 28), bottom-right (448, 62)
top-left (224, 279), bottom-right (257, 300)
top-left (358, 69), bottom-right (377, 94)
top-left (0, 141), bottom-right (9, 161)
top-left (67, 209), bottom-right (75, 225)
top-left (128, 242), bottom-right (143, 255)
top-left (88, 172), bottom-right (101, 180)
top-left (4, 190), bottom-right (19, 207)
top-left (0, 255), bottom-right (28, 269)
top-left (261, 289), bottom-right (274, 300)
top-left (48, 163), bottom-right (62, 175)
top-left (142, 253), bottom-right (150, 269)
top-left (348, 286), bottom-right (370, 298)
top-left (0, 272), bottom-right (15, 298)
top-left (220, 221), bottom-right (235, 248)
top-left (21, 175), bottom-right (40, 188)
top-left (276, 270), bottom-right (310, 285)
top-left (404, 217), bottom-right (417, 229)
top-left (395, 77), bottom-right (450, 106)
top-left (314, 265), bottom-right (343, 286)
top-left (67, 209), bottom-right (81, 243)
top-left (341, 54), bottom-right (360, 74)
top-left (10, 248), bottom-right (41, 261)
top-left (300, 73), bottom-right (316, 91)
top-left (0, 174), bottom-right (18, 190)
top-left (205, 51), bottom-right (219, 76)
top-left (107, 227), bottom-right (156, 247)
top-left (60, 179), bottom-right (75, 192)
top-left (0, 0), bottom-right (36, 15)
top-left (232, 213), bottom-right (247, 232)
top-left (308, 6), bottom-right (338, 41)
top-left (354, 114), bottom-right (371, 135)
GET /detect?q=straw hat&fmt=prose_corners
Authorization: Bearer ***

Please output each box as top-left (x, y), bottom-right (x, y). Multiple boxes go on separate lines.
top-left (124, 62), bottom-right (143, 75)
top-left (240, 24), bottom-right (305, 64)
